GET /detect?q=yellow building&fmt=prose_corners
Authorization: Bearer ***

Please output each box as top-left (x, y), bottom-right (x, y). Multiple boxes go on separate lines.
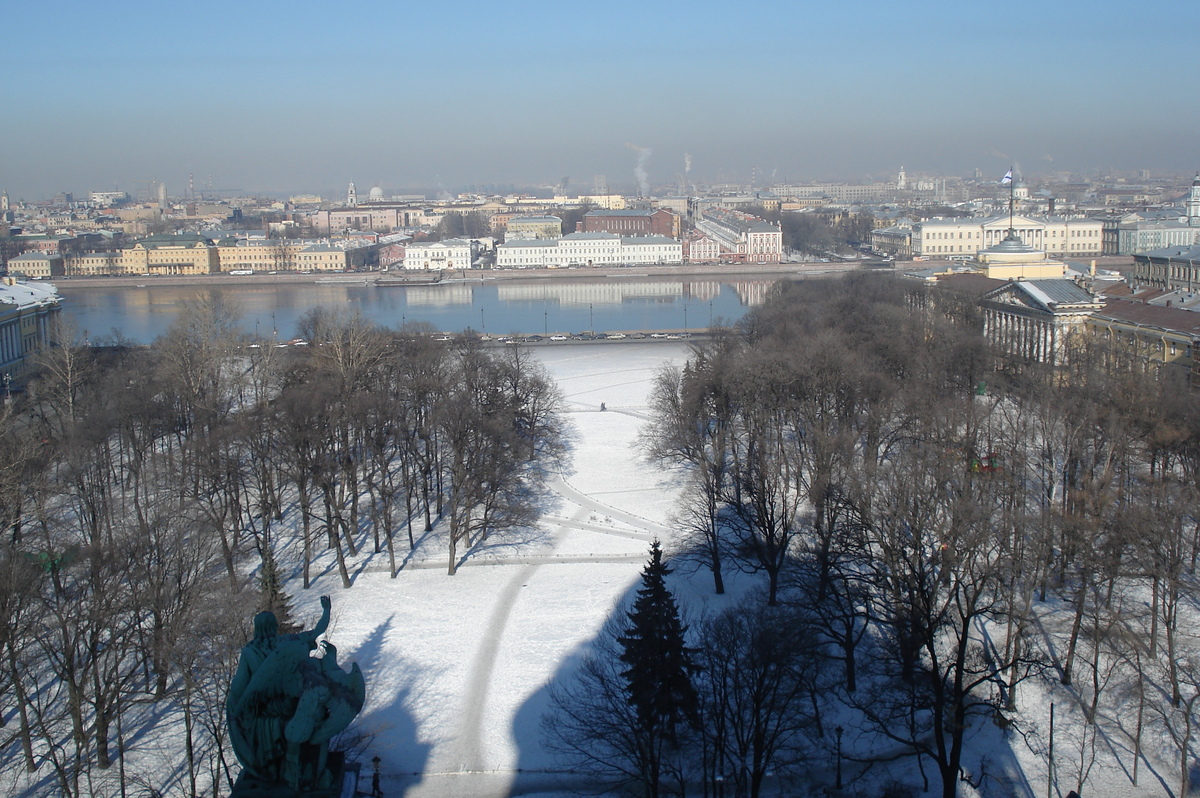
top-left (296, 245), bottom-right (350, 271)
top-left (1085, 299), bottom-right (1200, 382)
top-left (119, 233), bottom-right (218, 275)
top-left (505, 216), bottom-right (563, 241)
top-left (66, 252), bottom-right (121, 276)
top-left (974, 233), bottom-right (1068, 280)
top-left (217, 240), bottom-right (308, 272)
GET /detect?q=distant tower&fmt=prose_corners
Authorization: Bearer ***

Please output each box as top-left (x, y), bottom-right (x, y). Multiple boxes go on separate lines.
top-left (157, 182), bottom-right (167, 208)
top-left (347, 182), bottom-right (358, 207)
top-left (1187, 174), bottom-right (1200, 227)
top-left (593, 175), bottom-right (608, 196)
top-left (1, 190), bottom-right (8, 212)
top-left (189, 172), bottom-right (195, 200)
top-left (897, 166), bottom-right (907, 191)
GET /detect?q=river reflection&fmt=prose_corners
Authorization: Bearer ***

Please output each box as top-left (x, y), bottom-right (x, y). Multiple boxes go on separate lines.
top-left (59, 276), bottom-right (784, 344)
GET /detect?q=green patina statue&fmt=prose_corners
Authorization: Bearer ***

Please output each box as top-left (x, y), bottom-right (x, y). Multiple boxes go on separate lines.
top-left (227, 595), bottom-right (366, 796)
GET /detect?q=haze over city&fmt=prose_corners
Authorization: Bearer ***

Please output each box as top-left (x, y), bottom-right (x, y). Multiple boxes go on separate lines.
top-left (4, 0), bottom-right (1198, 200)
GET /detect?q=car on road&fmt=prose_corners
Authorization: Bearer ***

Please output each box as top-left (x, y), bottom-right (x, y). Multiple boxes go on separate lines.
top-left (550, 334), bottom-right (567, 341)
top-left (630, 333), bottom-right (647, 339)
top-left (650, 333), bottom-right (669, 339)
top-left (608, 333), bottom-right (626, 340)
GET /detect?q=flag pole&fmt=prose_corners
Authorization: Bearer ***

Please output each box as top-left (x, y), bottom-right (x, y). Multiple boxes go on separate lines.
top-left (1008, 166), bottom-right (1015, 236)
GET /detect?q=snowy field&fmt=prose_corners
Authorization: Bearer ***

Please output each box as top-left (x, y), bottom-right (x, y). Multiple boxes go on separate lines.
top-left (287, 342), bottom-right (693, 798)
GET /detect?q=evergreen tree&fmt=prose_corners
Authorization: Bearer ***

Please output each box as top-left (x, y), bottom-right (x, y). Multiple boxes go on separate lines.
top-left (618, 540), bottom-right (700, 797)
top-left (258, 545), bottom-right (296, 633)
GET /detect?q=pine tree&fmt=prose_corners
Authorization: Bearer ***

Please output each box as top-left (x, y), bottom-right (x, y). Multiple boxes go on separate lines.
top-left (618, 540), bottom-right (700, 797)
top-left (258, 545), bottom-right (296, 633)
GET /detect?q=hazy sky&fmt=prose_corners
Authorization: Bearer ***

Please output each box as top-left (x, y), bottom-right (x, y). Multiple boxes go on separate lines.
top-left (3, 0), bottom-right (1198, 200)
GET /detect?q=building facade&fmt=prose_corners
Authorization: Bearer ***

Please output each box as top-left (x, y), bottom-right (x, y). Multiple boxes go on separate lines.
top-left (0, 278), bottom-right (61, 384)
top-left (979, 279), bottom-right (1106, 365)
top-left (581, 209), bottom-right (679, 239)
top-left (120, 233), bottom-right (219, 275)
top-left (1129, 244), bottom-right (1200, 291)
top-left (694, 208), bottom-right (783, 263)
top-left (913, 215), bottom-right (1103, 259)
top-left (403, 239), bottom-right (476, 271)
top-left (496, 233), bottom-right (682, 268)
top-left (506, 216), bottom-right (563, 240)
top-left (683, 231), bottom-right (721, 263)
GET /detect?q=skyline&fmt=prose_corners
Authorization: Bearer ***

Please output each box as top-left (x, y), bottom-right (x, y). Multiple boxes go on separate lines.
top-left (3, 0), bottom-right (1199, 200)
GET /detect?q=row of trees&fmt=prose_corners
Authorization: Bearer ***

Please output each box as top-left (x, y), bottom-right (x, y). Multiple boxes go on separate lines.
top-left (0, 297), bottom-right (563, 795)
top-left (558, 273), bottom-right (1200, 798)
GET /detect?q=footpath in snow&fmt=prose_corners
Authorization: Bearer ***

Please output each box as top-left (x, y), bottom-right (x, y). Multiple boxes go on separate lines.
top-left (283, 342), bottom-right (689, 798)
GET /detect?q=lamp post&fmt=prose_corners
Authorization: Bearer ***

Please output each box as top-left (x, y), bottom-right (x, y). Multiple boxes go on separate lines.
top-left (544, 310), bottom-right (548, 336)
top-left (589, 302), bottom-right (593, 332)
top-left (683, 302), bottom-right (688, 333)
top-left (480, 307), bottom-right (485, 336)
top-left (371, 755), bottom-right (382, 797)
top-left (835, 725), bottom-right (844, 790)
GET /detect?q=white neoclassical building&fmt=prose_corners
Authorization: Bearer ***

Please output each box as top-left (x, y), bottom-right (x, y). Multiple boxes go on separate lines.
top-left (914, 214), bottom-right (1103, 259)
top-left (403, 239), bottom-right (476, 270)
top-left (496, 233), bottom-right (681, 268)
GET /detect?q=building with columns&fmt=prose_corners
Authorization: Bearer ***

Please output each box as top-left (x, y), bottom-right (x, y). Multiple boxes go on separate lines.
top-left (913, 214), bottom-right (1103, 259)
top-left (0, 278), bottom-right (61, 385)
top-left (979, 279), bottom-right (1105, 365)
top-left (403, 239), bottom-right (476, 270)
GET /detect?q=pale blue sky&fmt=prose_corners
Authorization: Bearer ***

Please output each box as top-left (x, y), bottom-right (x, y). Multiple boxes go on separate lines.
top-left (3, 0), bottom-right (1197, 199)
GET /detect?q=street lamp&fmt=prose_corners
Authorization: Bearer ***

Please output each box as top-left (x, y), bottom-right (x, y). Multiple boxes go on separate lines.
top-left (835, 725), bottom-right (844, 790)
top-left (544, 310), bottom-right (548, 335)
top-left (683, 302), bottom-right (688, 333)
top-left (589, 302), bottom-right (593, 332)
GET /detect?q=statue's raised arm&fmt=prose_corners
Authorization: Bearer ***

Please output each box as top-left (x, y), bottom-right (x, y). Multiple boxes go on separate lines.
top-left (301, 594), bottom-right (332, 644)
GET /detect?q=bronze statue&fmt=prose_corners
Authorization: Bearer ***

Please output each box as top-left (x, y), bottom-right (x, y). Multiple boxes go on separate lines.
top-left (227, 596), bottom-right (366, 795)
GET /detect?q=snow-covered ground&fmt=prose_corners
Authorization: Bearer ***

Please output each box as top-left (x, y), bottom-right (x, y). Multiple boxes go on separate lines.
top-left (286, 342), bottom-right (692, 797)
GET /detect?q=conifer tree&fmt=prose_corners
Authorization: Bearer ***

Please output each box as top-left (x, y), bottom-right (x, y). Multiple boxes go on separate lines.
top-left (618, 540), bottom-right (700, 797)
top-left (258, 545), bottom-right (295, 633)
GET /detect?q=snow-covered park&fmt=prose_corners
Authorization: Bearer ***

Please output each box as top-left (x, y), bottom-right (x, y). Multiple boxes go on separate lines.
top-left (17, 340), bottom-right (1192, 798)
top-left (283, 342), bottom-right (692, 798)
top-left (235, 342), bottom-right (1200, 798)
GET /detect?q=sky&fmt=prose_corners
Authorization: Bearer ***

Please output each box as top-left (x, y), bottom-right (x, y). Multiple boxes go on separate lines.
top-left (2, 0), bottom-right (1198, 200)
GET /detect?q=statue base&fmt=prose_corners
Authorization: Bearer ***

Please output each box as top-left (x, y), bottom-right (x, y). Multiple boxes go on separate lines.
top-left (231, 753), bottom-right (355, 798)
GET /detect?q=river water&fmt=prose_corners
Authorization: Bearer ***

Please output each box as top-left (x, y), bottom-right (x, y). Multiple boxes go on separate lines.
top-left (59, 275), bottom-right (786, 344)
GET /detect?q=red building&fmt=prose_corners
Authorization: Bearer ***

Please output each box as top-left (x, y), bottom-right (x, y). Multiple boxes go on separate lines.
top-left (580, 209), bottom-right (679, 239)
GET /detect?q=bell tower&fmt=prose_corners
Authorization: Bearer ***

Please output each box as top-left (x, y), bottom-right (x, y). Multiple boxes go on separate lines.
top-left (1186, 174), bottom-right (1200, 227)
top-left (347, 182), bottom-right (358, 208)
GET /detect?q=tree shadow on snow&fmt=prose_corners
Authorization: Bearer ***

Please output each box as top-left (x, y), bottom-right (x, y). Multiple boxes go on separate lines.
top-left (341, 616), bottom-right (433, 797)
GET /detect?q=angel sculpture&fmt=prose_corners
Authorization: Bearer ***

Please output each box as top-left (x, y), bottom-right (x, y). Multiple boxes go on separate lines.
top-left (227, 596), bottom-right (366, 794)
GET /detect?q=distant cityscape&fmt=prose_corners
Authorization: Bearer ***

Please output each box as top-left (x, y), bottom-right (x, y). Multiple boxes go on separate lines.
top-left (3, 168), bottom-right (1200, 280)
top-left (5, 166), bottom-right (1200, 392)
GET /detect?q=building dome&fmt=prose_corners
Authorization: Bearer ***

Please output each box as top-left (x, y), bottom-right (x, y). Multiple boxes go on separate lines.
top-left (369, 186), bottom-right (385, 201)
